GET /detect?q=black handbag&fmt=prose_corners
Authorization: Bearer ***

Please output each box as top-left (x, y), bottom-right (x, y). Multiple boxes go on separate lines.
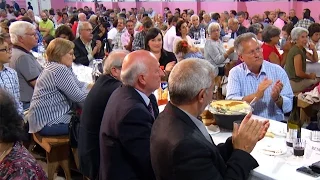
top-left (68, 109), bottom-right (80, 148)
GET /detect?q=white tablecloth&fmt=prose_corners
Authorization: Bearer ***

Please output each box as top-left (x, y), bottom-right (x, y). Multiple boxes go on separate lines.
top-left (158, 105), bottom-right (320, 180)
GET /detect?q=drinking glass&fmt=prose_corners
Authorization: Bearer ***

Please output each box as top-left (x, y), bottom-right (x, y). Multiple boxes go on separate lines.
top-left (194, 32), bottom-right (199, 40)
top-left (293, 138), bottom-right (306, 157)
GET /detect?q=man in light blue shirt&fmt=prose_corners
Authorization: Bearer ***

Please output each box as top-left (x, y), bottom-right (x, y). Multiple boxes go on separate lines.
top-left (226, 33), bottom-right (293, 121)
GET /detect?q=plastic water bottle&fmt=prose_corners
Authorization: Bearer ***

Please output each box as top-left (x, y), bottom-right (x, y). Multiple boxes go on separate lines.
top-left (37, 42), bottom-right (45, 66)
top-left (200, 28), bottom-right (206, 44)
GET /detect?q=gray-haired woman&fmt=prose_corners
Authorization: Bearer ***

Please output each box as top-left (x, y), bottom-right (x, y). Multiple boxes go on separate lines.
top-left (285, 27), bottom-right (319, 93)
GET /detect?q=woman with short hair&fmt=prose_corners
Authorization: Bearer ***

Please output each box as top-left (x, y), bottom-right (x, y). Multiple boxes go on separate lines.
top-left (28, 38), bottom-right (91, 136)
top-left (308, 23), bottom-right (320, 50)
top-left (0, 88), bottom-right (47, 179)
top-left (285, 27), bottom-right (319, 93)
top-left (55, 24), bottom-right (75, 41)
top-left (261, 25), bottom-right (285, 67)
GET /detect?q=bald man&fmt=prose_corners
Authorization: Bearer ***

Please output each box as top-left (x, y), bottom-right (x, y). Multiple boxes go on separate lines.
top-left (79, 50), bottom-right (129, 180)
top-left (99, 50), bottom-right (164, 180)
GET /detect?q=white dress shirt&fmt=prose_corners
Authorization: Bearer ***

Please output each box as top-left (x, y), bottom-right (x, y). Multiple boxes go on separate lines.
top-left (163, 26), bottom-right (176, 52)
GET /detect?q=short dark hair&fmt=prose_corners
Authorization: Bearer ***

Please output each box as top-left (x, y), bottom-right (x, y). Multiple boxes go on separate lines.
top-left (278, 12), bottom-right (286, 18)
top-left (303, 9), bottom-right (311, 19)
top-left (55, 25), bottom-right (75, 41)
top-left (168, 16), bottom-right (179, 26)
top-left (211, 13), bottom-right (220, 21)
top-left (43, 35), bottom-right (54, 45)
top-left (237, 11), bottom-right (245, 17)
top-left (175, 8), bottom-right (180, 13)
top-left (175, 20), bottom-right (187, 37)
top-left (20, 16), bottom-right (33, 24)
top-left (308, 23), bottom-right (320, 37)
top-left (282, 23), bottom-right (294, 36)
top-left (247, 23), bottom-right (262, 35)
top-left (0, 88), bottom-right (25, 143)
top-left (142, 19), bottom-right (153, 29)
top-left (262, 25), bottom-right (281, 42)
top-left (230, 10), bottom-right (237, 16)
top-left (145, 28), bottom-right (163, 52)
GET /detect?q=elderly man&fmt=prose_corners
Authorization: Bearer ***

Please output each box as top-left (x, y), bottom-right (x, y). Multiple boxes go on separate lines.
top-left (78, 50), bottom-right (129, 180)
top-left (73, 12), bottom-right (87, 38)
top-left (151, 58), bottom-right (269, 180)
top-left (227, 33), bottom-right (294, 121)
top-left (39, 11), bottom-right (55, 37)
top-left (289, 9), bottom-right (299, 26)
top-left (273, 12), bottom-right (287, 30)
top-left (237, 11), bottom-right (250, 29)
top-left (228, 18), bottom-right (247, 39)
top-left (111, 17), bottom-right (126, 50)
top-left (99, 50), bottom-right (163, 180)
top-left (9, 21), bottom-right (42, 110)
top-left (74, 22), bottom-right (104, 66)
top-left (188, 14), bottom-right (206, 39)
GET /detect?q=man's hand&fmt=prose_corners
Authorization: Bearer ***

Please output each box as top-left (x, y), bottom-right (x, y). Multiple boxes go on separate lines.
top-left (256, 78), bottom-right (272, 99)
top-left (96, 40), bottom-right (102, 49)
top-left (232, 112), bottom-right (266, 153)
top-left (271, 80), bottom-right (283, 102)
top-left (165, 61), bottom-right (176, 72)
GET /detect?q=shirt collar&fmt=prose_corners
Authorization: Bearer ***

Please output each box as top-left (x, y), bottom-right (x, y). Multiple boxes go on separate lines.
top-left (13, 45), bottom-right (33, 55)
top-left (0, 65), bottom-right (8, 72)
top-left (243, 61), bottom-right (267, 76)
top-left (80, 37), bottom-right (92, 46)
top-left (134, 88), bottom-right (150, 106)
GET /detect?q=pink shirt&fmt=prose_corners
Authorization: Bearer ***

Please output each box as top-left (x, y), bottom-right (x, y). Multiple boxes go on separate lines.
top-left (121, 30), bottom-right (138, 48)
top-left (273, 18), bottom-right (285, 30)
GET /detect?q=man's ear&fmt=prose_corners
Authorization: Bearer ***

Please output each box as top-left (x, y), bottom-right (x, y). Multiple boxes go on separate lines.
top-left (197, 89), bottom-right (206, 104)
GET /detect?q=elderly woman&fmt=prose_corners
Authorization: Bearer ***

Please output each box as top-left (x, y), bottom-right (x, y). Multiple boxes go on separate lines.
top-left (308, 23), bottom-right (320, 50)
top-left (55, 24), bottom-right (75, 41)
top-left (247, 23), bottom-right (263, 43)
top-left (0, 89), bottom-right (47, 179)
top-left (261, 25), bottom-right (284, 67)
top-left (285, 27), bottom-right (319, 93)
top-left (28, 38), bottom-right (91, 136)
top-left (145, 28), bottom-right (176, 72)
top-left (204, 22), bottom-right (235, 67)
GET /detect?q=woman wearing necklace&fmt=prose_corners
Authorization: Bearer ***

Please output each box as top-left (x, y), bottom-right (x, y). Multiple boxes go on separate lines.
top-left (285, 27), bottom-right (319, 93)
top-left (145, 28), bottom-right (177, 73)
top-left (0, 89), bottom-right (47, 179)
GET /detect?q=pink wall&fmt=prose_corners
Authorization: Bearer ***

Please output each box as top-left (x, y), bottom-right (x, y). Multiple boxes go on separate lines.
top-left (200, 2), bottom-right (237, 13)
top-left (118, 2), bottom-right (137, 11)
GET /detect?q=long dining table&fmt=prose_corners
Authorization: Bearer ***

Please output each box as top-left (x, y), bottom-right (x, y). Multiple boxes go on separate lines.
top-left (158, 105), bottom-right (320, 180)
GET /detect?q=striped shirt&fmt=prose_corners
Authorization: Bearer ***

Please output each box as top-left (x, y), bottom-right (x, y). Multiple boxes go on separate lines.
top-left (28, 62), bottom-right (88, 133)
top-left (0, 66), bottom-right (23, 115)
top-left (226, 61), bottom-right (294, 121)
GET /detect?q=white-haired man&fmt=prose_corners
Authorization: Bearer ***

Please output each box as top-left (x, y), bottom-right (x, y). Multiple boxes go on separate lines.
top-left (151, 58), bottom-right (269, 180)
top-left (99, 50), bottom-right (164, 180)
top-left (228, 18), bottom-right (247, 39)
top-left (9, 21), bottom-right (42, 109)
top-left (227, 33), bottom-right (294, 121)
top-left (188, 14), bottom-right (206, 39)
top-left (78, 50), bottom-right (129, 180)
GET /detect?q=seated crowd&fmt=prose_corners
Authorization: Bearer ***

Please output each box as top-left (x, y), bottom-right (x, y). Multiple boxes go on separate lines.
top-left (0, 2), bottom-right (319, 179)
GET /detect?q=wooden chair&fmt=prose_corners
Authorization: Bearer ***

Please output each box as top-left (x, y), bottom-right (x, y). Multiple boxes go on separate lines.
top-left (32, 133), bottom-right (72, 180)
top-left (294, 92), bottom-right (318, 123)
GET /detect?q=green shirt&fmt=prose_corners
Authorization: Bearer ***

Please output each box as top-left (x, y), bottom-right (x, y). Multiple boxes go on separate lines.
top-left (39, 20), bottom-right (55, 37)
top-left (285, 45), bottom-right (307, 82)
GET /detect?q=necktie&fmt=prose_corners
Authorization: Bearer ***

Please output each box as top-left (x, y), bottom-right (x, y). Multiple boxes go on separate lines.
top-left (148, 102), bottom-right (155, 119)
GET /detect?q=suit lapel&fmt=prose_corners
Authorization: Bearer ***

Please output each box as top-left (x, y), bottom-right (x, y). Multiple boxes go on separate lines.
top-left (76, 38), bottom-right (89, 56)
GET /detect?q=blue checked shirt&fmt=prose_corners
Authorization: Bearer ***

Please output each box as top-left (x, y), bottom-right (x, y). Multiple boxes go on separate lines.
top-left (226, 61), bottom-right (294, 121)
top-left (0, 66), bottom-right (23, 115)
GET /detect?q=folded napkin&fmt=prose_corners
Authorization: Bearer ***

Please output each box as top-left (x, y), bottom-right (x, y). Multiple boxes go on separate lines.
top-left (298, 86), bottom-right (320, 104)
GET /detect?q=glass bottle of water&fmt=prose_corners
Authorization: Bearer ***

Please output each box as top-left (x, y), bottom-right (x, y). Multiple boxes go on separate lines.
top-left (37, 42), bottom-right (45, 66)
top-left (200, 28), bottom-right (206, 44)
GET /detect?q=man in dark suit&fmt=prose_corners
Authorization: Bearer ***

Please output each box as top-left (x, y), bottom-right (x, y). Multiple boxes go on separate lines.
top-left (74, 21), bottom-right (105, 66)
top-left (99, 50), bottom-right (164, 180)
top-left (78, 50), bottom-right (129, 180)
top-left (228, 18), bottom-right (247, 39)
top-left (150, 58), bottom-right (270, 180)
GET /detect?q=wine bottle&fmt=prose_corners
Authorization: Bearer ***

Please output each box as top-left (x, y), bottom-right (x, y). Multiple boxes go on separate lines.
top-left (286, 96), bottom-right (302, 147)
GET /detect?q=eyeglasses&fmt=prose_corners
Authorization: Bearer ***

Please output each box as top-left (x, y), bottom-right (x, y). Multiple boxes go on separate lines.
top-left (242, 47), bottom-right (262, 56)
top-left (0, 48), bottom-right (12, 53)
top-left (25, 33), bottom-right (37, 37)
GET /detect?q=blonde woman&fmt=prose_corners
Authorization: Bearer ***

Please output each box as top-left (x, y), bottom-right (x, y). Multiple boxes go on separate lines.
top-left (28, 38), bottom-right (91, 136)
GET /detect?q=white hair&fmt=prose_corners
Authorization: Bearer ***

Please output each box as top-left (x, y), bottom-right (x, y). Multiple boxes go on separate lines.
top-left (103, 50), bottom-right (130, 74)
top-left (234, 32), bottom-right (258, 55)
top-left (291, 27), bottom-right (309, 43)
top-left (228, 18), bottom-right (239, 24)
top-left (9, 21), bottom-right (36, 44)
top-left (78, 13), bottom-right (86, 21)
top-left (168, 58), bottom-right (218, 105)
top-left (120, 59), bottom-right (148, 86)
top-left (208, 22), bottom-right (221, 33)
top-left (78, 21), bottom-right (91, 32)
top-left (190, 14), bottom-right (199, 20)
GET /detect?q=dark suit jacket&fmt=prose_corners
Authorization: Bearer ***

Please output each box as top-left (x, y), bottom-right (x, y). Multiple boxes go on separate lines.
top-left (78, 75), bottom-right (122, 180)
top-left (150, 102), bottom-right (259, 180)
top-left (73, 37), bottom-right (105, 66)
top-left (99, 85), bottom-right (159, 180)
top-left (231, 25), bottom-right (247, 39)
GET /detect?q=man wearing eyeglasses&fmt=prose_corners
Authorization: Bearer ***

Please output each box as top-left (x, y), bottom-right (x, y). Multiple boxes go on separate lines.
top-left (226, 33), bottom-right (294, 121)
top-left (73, 22), bottom-right (104, 66)
top-left (9, 21), bottom-right (42, 110)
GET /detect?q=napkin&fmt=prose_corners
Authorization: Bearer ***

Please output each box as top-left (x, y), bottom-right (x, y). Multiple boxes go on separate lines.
top-left (298, 86), bottom-right (320, 104)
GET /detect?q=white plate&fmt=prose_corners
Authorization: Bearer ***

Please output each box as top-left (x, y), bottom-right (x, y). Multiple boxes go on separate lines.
top-left (259, 138), bottom-right (287, 156)
top-left (206, 125), bottom-right (220, 135)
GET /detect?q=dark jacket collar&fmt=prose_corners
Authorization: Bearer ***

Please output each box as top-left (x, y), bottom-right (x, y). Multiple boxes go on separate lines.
top-left (13, 45), bottom-right (33, 56)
